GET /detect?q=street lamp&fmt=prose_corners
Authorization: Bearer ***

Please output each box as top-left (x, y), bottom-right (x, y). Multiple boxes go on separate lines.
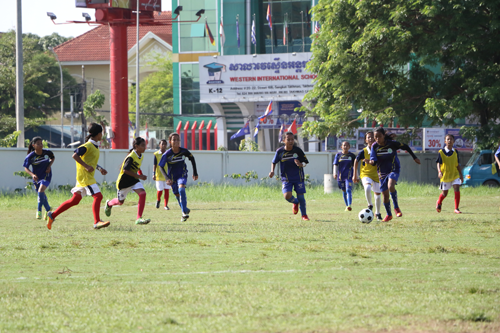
top-left (48, 46), bottom-right (64, 148)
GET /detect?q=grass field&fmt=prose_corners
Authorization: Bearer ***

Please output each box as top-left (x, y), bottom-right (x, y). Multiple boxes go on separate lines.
top-left (0, 182), bottom-right (499, 332)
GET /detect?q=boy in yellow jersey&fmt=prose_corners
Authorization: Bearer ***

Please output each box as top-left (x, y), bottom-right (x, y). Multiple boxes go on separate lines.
top-left (105, 137), bottom-right (151, 225)
top-left (47, 123), bottom-right (110, 230)
top-left (153, 139), bottom-right (171, 210)
top-left (353, 131), bottom-right (382, 221)
top-left (436, 134), bottom-right (464, 214)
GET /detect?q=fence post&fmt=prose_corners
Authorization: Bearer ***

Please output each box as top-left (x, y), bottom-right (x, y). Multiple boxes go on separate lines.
top-left (214, 123), bottom-right (218, 150)
top-left (191, 121), bottom-right (197, 150)
top-left (206, 120), bottom-right (213, 151)
top-left (198, 120), bottom-right (205, 150)
top-left (183, 121), bottom-right (190, 148)
top-left (176, 121), bottom-right (182, 135)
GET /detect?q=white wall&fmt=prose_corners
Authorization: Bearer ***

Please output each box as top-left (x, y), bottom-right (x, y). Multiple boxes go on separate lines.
top-left (1, 148), bottom-right (471, 192)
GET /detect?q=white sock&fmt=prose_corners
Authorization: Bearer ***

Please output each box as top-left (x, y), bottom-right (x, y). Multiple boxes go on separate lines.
top-left (375, 194), bottom-right (382, 215)
top-left (365, 184), bottom-right (373, 206)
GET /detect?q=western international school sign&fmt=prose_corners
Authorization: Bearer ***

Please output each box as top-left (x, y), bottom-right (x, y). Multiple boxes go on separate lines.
top-left (199, 53), bottom-right (315, 103)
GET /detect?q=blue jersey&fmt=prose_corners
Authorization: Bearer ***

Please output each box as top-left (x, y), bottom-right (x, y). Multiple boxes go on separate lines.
top-left (495, 146), bottom-right (500, 160)
top-left (272, 146), bottom-right (309, 182)
top-left (23, 149), bottom-right (54, 181)
top-left (158, 147), bottom-right (198, 181)
top-left (370, 140), bottom-right (417, 178)
top-left (333, 152), bottom-right (356, 180)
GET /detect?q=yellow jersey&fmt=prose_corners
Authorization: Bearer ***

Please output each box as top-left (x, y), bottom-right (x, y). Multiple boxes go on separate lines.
top-left (116, 150), bottom-right (144, 189)
top-left (75, 141), bottom-right (100, 187)
top-left (438, 149), bottom-right (460, 183)
top-left (359, 147), bottom-right (379, 182)
top-left (153, 150), bottom-right (166, 181)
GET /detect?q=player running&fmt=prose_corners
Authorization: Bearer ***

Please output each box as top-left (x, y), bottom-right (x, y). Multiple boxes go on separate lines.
top-left (436, 134), bottom-right (464, 214)
top-left (333, 141), bottom-right (356, 211)
top-left (23, 136), bottom-right (55, 220)
top-left (369, 127), bottom-right (421, 222)
top-left (159, 133), bottom-right (198, 222)
top-left (153, 139), bottom-right (171, 210)
top-left (104, 137), bottom-right (151, 225)
top-left (269, 131), bottom-right (310, 221)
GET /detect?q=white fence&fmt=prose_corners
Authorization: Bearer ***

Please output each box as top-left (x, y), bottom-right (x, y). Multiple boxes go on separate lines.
top-left (0, 148), bottom-right (471, 192)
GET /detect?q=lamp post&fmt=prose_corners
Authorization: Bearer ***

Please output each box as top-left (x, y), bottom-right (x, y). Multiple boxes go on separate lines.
top-left (48, 47), bottom-right (64, 148)
top-left (135, 0), bottom-right (140, 137)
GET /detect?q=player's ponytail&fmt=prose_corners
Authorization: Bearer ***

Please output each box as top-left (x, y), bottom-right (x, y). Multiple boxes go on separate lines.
top-left (85, 123), bottom-right (103, 142)
top-left (129, 137), bottom-right (145, 153)
top-left (27, 136), bottom-right (42, 155)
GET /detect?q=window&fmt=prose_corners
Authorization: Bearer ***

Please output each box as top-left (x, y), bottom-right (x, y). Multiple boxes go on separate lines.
top-left (180, 63), bottom-right (213, 115)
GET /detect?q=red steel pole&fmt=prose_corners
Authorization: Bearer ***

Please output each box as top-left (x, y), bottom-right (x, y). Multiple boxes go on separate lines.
top-left (198, 120), bottom-right (205, 150)
top-left (206, 120), bottom-right (212, 151)
top-left (176, 121), bottom-right (182, 135)
top-left (110, 24), bottom-right (129, 149)
top-left (191, 121), bottom-right (197, 150)
top-left (214, 123), bottom-right (218, 150)
top-left (183, 121), bottom-right (190, 148)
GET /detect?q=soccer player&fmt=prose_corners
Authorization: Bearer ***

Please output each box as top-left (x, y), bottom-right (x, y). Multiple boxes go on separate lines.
top-left (47, 123), bottom-right (110, 230)
top-left (436, 134), bottom-right (464, 214)
top-left (159, 133), bottom-right (198, 222)
top-left (369, 127), bottom-right (421, 222)
top-left (269, 131), bottom-right (310, 220)
top-left (353, 131), bottom-right (382, 220)
top-left (23, 136), bottom-right (55, 220)
top-left (104, 137), bottom-right (151, 225)
top-left (153, 139), bottom-right (171, 210)
top-left (495, 144), bottom-right (500, 175)
top-left (333, 141), bottom-right (356, 211)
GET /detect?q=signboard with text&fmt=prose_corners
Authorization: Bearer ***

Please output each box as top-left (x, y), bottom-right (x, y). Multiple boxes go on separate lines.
top-left (199, 53), bottom-right (315, 103)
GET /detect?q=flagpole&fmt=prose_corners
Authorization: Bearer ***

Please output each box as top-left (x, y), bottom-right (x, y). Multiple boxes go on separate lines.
top-left (253, 13), bottom-right (256, 54)
top-left (220, 0), bottom-right (223, 56)
top-left (237, 14), bottom-right (240, 55)
top-left (270, 2), bottom-right (273, 54)
top-left (285, 13), bottom-right (288, 53)
top-left (300, 11), bottom-right (305, 52)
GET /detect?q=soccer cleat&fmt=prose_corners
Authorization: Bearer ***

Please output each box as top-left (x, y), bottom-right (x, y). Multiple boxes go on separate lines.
top-left (104, 200), bottom-right (112, 217)
top-left (36, 211), bottom-right (42, 220)
top-left (382, 215), bottom-right (393, 222)
top-left (135, 218), bottom-right (151, 225)
top-left (181, 212), bottom-right (190, 222)
top-left (156, 200), bottom-right (160, 209)
top-left (436, 201), bottom-right (442, 213)
top-left (345, 206), bottom-right (352, 212)
top-left (94, 221), bottom-right (110, 229)
top-left (46, 212), bottom-right (54, 230)
top-left (368, 205), bottom-right (373, 211)
top-left (301, 215), bottom-right (310, 221)
top-left (454, 209), bottom-right (462, 214)
top-left (292, 203), bottom-right (299, 215)
top-left (44, 211), bottom-right (50, 221)
top-left (164, 206), bottom-right (170, 210)
top-left (394, 208), bottom-right (402, 217)
top-left (376, 213), bottom-right (383, 221)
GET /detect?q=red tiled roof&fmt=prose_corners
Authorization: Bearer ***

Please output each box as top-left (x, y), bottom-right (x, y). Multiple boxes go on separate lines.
top-left (54, 11), bottom-right (172, 62)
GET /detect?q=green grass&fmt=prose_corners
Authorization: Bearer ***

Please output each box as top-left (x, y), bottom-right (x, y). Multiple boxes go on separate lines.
top-left (0, 183), bottom-right (499, 332)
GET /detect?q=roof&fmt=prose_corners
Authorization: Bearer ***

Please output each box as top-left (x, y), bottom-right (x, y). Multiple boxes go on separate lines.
top-left (54, 11), bottom-right (172, 62)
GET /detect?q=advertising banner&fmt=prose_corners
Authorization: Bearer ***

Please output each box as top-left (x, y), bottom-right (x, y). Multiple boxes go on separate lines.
top-left (444, 129), bottom-right (474, 151)
top-left (357, 128), bottom-right (423, 152)
top-left (424, 128), bottom-right (445, 150)
top-left (199, 53), bottom-right (315, 103)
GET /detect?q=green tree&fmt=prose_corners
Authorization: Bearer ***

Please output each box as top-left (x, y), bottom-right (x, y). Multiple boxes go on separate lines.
top-left (129, 56), bottom-right (173, 128)
top-left (83, 90), bottom-right (110, 148)
top-left (0, 31), bottom-right (76, 135)
top-left (305, 0), bottom-right (500, 148)
top-left (38, 33), bottom-right (72, 51)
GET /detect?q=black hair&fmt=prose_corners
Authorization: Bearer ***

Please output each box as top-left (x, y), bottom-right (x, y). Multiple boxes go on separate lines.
top-left (159, 139), bottom-right (168, 145)
top-left (341, 140), bottom-right (351, 148)
top-left (129, 137), bottom-right (146, 153)
top-left (445, 134), bottom-right (455, 141)
top-left (375, 127), bottom-right (395, 142)
top-left (27, 136), bottom-right (42, 155)
top-left (168, 132), bottom-right (180, 144)
top-left (364, 131), bottom-right (374, 145)
top-left (85, 123), bottom-right (103, 142)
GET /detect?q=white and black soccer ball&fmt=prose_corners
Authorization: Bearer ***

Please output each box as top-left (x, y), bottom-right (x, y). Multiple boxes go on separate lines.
top-left (358, 208), bottom-right (374, 223)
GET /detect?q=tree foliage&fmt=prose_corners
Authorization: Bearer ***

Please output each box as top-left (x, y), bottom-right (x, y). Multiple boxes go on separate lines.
top-left (305, 0), bottom-right (500, 148)
top-left (129, 56), bottom-right (173, 128)
top-left (83, 90), bottom-right (110, 148)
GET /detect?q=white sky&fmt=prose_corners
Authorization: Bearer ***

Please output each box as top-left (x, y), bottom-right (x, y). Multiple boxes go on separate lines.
top-left (0, 0), bottom-right (172, 38)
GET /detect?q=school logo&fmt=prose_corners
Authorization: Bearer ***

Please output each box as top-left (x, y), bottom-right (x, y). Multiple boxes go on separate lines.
top-left (204, 62), bottom-right (226, 84)
top-left (293, 153), bottom-right (298, 158)
top-left (298, 183), bottom-right (303, 188)
top-left (388, 148), bottom-right (393, 154)
top-left (348, 156), bottom-right (352, 160)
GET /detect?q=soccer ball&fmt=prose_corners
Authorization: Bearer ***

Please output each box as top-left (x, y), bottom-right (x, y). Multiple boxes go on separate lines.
top-left (358, 208), bottom-right (374, 223)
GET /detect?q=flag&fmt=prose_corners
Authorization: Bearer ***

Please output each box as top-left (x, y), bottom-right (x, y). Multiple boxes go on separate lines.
top-left (287, 119), bottom-right (297, 135)
top-left (128, 119), bottom-right (136, 137)
top-left (253, 122), bottom-right (260, 137)
top-left (220, 19), bottom-right (225, 46)
top-left (145, 122), bottom-right (149, 145)
top-left (230, 121), bottom-right (250, 140)
top-left (251, 18), bottom-right (256, 45)
top-left (236, 17), bottom-right (240, 48)
top-left (314, 21), bottom-right (320, 33)
top-left (258, 100), bottom-right (273, 121)
top-left (205, 19), bottom-right (215, 46)
top-left (266, 4), bottom-right (272, 30)
top-left (278, 123), bottom-right (285, 142)
top-left (283, 18), bottom-right (288, 45)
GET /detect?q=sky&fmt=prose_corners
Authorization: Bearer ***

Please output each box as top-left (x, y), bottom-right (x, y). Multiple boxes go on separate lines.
top-left (1, 0), bottom-right (172, 38)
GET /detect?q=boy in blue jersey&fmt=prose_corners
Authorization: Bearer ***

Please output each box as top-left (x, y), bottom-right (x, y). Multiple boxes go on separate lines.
top-left (333, 141), bottom-right (356, 211)
top-left (495, 145), bottom-right (500, 174)
top-left (369, 128), bottom-right (420, 222)
top-left (269, 131), bottom-right (310, 220)
top-left (159, 133), bottom-right (198, 222)
top-left (23, 137), bottom-right (55, 220)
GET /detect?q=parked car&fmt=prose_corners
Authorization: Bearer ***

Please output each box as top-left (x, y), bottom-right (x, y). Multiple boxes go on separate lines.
top-left (462, 150), bottom-right (500, 187)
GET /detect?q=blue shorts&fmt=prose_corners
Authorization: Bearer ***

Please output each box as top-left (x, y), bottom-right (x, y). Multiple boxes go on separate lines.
top-left (34, 177), bottom-right (51, 191)
top-left (337, 179), bottom-right (353, 191)
top-left (380, 172), bottom-right (399, 192)
top-left (282, 181), bottom-right (306, 194)
top-left (171, 176), bottom-right (187, 195)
